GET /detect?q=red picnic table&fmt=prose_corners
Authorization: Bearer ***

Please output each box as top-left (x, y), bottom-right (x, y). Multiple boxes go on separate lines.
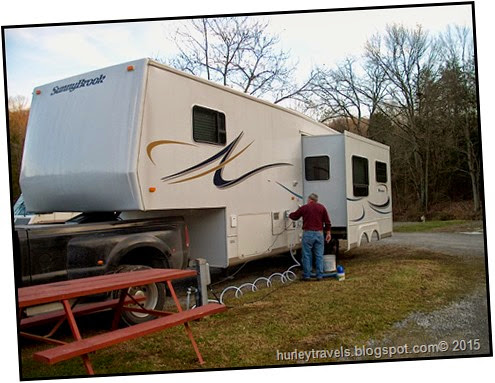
top-left (18, 268), bottom-right (226, 375)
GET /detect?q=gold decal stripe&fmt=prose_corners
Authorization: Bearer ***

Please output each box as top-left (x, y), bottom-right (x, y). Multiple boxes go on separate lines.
top-left (147, 140), bottom-right (197, 165)
top-left (169, 141), bottom-right (254, 184)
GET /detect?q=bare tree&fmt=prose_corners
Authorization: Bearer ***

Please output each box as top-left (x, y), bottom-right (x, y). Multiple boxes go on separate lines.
top-left (306, 57), bottom-right (387, 135)
top-left (365, 24), bottom-right (442, 213)
top-left (361, 55), bottom-right (388, 119)
top-left (8, 96), bottom-right (29, 203)
top-left (311, 59), bottom-right (366, 134)
top-left (166, 17), bottom-right (308, 103)
top-left (169, 19), bottom-right (213, 79)
top-left (438, 26), bottom-right (480, 212)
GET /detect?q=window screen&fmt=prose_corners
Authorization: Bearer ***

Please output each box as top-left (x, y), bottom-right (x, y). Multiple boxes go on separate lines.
top-left (352, 156), bottom-right (369, 197)
top-left (376, 161), bottom-right (388, 183)
top-left (193, 106), bottom-right (226, 145)
top-left (305, 156), bottom-right (330, 181)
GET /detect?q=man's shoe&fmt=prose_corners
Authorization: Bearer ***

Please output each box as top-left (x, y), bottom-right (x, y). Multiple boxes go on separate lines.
top-left (301, 277), bottom-right (311, 282)
top-left (316, 277), bottom-right (323, 282)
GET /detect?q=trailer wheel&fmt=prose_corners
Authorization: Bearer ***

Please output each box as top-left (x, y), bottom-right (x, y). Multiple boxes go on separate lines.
top-left (113, 264), bottom-right (167, 326)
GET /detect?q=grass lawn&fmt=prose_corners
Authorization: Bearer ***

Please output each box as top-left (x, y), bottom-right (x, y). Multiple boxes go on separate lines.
top-left (393, 220), bottom-right (483, 233)
top-left (19, 243), bottom-right (487, 379)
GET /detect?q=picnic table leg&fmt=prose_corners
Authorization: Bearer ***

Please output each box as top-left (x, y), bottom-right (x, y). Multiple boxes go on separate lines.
top-left (111, 288), bottom-right (129, 330)
top-left (61, 300), bottom-right (95, 375)
top-left (166, 280), bottom-right (205, 365)
top-left (45, 299), bottom-right (80, 338)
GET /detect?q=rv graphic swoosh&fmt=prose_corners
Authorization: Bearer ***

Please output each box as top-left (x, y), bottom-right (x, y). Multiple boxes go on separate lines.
top-left (214, 163), bottom-right (292, 189)
top-left (369, 205), bottom-right (392, 215)
top-left (147, 140), bottom-right (198, 165)
top-left (161, 133), bottom-right (245, 181)
top-left (168, 142), bottom-right (253, 184)
top-left (347, 197), bottom-right (364, 202)
top-left (350, 206), bottom-right (366, 222)
top-left (275, 181), bottom-right (303, 200)
top-left (157, 132), bottom-right (292, 187)
top-left (211, 131), bottom-right (291, 188)
top-left (368, 197), bottom-right (391, 209)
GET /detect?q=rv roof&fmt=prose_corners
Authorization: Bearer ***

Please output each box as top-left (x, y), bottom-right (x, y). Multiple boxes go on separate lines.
top-left (343, 130), bottom-right (389, 150)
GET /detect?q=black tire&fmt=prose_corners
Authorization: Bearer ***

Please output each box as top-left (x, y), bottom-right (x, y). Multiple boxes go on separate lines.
top-left (113, 264), bottom-right (167, 326)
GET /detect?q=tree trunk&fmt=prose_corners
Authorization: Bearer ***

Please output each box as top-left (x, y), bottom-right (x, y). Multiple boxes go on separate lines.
top-left (463, 118), bottom-right (480, 212)
top-left (466, 141), bottom-right (480, 212)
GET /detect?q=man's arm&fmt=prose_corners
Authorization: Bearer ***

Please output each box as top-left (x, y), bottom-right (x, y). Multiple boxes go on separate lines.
top-left (289, 206), bottom-right (304, 221)
top-left (323, 208), bottom-right (332, 242)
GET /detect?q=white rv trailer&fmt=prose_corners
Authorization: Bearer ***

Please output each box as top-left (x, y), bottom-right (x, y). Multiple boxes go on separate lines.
top-left (20, 58), bottom-right (392, 268)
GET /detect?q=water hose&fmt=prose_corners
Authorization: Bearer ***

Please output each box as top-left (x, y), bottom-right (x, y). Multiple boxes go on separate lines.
top-left (216, 244), bottom-right (300, 304)
top-left (188, 218), bottom-right (301, 307)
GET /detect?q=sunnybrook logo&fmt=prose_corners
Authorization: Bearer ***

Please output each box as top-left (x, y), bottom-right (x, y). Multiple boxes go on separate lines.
top-left (50, 74), bottom-right (106, 96)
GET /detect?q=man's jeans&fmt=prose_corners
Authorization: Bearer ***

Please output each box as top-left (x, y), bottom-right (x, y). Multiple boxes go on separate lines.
top-left (301, 231), bottom-right (324, 279)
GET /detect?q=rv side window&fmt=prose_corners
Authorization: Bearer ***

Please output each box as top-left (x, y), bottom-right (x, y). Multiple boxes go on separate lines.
top-left (192, 106), bottom-right (226, 145)
top-left (352, 156), bottom-right (369, 197)
top-left (376, 161), bottom-right (388, 183)
top-left (305, 156), bottom-right (330, 181)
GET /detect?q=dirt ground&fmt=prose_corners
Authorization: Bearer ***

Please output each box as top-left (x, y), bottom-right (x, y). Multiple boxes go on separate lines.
top-left (208, 227), bottom-right (492, 361)
top-left (355, 229), bottom-right (491, 360)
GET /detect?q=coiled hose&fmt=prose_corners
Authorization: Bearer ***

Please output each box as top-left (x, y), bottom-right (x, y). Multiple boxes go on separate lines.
top-left (215, 244), bottom-right (300, 304)
top-left (187, 220), bottom-right (300, 308)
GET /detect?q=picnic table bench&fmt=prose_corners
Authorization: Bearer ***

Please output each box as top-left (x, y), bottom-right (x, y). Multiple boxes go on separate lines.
top-left (18, 268), bottom-right (226, 375)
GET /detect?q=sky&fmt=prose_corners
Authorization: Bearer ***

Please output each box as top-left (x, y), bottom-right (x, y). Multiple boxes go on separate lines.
top-left (3, 3), bottom-right (473, 105)
top-left (1, 1), bottom-right (494, 383)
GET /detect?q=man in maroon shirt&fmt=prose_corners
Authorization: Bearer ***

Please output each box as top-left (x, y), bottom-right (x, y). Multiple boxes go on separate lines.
top-left (289, 193), bottom-right (331, 281)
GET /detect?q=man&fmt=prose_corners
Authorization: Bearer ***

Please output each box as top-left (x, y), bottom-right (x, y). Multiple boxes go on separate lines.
top-left (289, 193), bottom-right (331, 281)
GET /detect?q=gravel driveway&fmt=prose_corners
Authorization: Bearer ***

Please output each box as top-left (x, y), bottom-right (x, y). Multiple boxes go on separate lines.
top-left (373, 231), bottom-right (485, 257)
top-left (361, 230), bottom-right (491, 360)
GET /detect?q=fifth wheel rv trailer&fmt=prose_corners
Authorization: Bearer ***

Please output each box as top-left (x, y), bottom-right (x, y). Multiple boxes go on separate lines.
top-left (20, 58), bottom-right (392, 269)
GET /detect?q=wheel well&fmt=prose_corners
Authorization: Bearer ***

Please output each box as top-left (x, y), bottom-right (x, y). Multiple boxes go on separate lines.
top-left (119, 247), bottom-right (170, 269)
top-left (359, 232), bottom-right (369, 246)
top-left (371, 230), bottom-right (380, 241)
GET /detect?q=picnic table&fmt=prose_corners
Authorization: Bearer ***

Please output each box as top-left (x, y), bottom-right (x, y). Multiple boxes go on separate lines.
top-left (18, 268), bottom-right (226, 375)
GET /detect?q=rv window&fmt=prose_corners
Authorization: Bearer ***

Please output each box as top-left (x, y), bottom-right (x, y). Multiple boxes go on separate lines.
top-left (376, 161), bottom-right (388, 183)
top-left (352, 156), bottom-right (369, 197)
top-left (305, 156), bottom-right (330, 181)
top-left (193, 106), bottom-right (226, 145)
